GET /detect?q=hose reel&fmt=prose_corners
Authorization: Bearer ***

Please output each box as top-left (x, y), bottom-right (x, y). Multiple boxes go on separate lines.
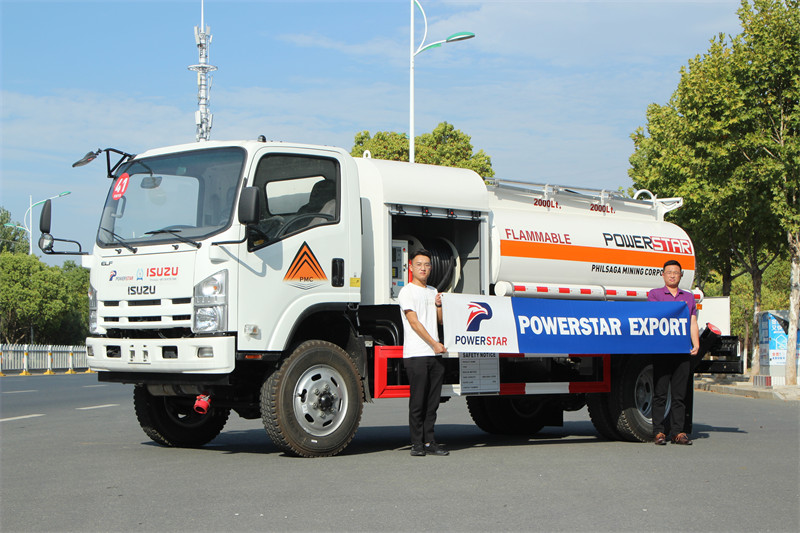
top-left (400, 234), bottom-right (461, 292)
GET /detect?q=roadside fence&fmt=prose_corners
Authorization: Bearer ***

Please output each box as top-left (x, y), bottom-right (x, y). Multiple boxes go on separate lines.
top-left (0, 344), bottom-right (90, 376)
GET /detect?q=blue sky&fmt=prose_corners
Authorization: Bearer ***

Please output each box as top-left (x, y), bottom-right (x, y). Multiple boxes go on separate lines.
top-left (1, 0), bottom-right (743, 264)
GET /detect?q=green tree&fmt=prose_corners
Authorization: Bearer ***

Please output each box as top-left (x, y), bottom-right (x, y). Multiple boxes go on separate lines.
top-left (0, 253), bottom-right (89, 345)
top-left (629, 0), bottom-right (798, 377)
top-left (0, 207), bottom-right (29, 254)
top-left (351, 121), bottom-right (495, 177)
top-left (732, 0), bottom-right (799, 383)
top-left (47, 260), bottom-right (90, 344)
top-left (706, 253), bottom-right (791, 344)
top-left (351, 130), bottom-right (409, 162)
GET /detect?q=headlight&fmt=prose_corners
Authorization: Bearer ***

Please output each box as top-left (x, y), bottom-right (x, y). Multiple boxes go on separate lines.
top-left (88, 284), bottom-right (99, 334)
top-left (194, 307), bottom-right (222, 332)
top-left (193, 270), bottom-right (228, 333)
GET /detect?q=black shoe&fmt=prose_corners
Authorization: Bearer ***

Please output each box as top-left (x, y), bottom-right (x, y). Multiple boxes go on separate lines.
top-left (410, 444), bottom-right (426, 456)
top-left (424, 442), bottom-right (449, 456)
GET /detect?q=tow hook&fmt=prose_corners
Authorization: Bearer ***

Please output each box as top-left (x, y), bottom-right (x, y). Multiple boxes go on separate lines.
top-left (194, 394), bottom-right (211, 414)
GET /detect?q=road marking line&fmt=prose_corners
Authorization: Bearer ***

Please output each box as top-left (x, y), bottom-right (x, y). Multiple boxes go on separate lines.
top-left (2, 390), bottom-right (37, 394)
top-left (76, 404), bottom-right (120, 410)
top-left (0, 414), bottom-right (46, 422)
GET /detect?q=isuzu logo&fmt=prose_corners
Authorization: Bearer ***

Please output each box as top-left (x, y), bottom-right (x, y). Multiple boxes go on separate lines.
top-left (147, 266), bottom-right (179, 278)
top-left (128, 285), bottom-right (156, 295)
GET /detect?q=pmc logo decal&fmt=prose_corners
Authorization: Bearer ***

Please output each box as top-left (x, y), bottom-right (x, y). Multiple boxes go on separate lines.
top-left (466, 302), bottom-right (493, 331)
top-left (284, 242), bottom-right (328, 290)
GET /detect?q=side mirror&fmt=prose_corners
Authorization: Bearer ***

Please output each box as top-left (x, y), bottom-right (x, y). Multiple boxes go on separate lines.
top-left (238, 187), bottom-right (260, 225)
top-left (36, 198), bottom-right (86, 255)
top-left (38, 233), bottom-right (54, 253)
top-left (40, 199), bottom-right (52, 234)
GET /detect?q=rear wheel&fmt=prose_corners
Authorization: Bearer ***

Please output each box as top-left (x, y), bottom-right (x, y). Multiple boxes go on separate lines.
top-left (133, 385), bottom-right (230, 447)
top-left (466, 396), bottom-right (500, 434)
top-left (261, 340), bottom-right (363, 457)
top-left (466, 396), bottom-right (550, 436)
top-left (586, 392), bottom-right (622, 440)
top-left (612, 356), bottom-right (669, 442)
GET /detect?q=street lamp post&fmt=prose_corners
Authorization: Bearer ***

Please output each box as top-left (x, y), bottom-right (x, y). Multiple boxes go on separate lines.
top-left (3, 191), bottom-right (71, 255)
top-left (409, 0), bottom-right (474, 163)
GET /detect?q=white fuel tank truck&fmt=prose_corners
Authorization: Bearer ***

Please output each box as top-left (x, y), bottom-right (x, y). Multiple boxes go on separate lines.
top-left (39, 139), bottom-right (740, 457)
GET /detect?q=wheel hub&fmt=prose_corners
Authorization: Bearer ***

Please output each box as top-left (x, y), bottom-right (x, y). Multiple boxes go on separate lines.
top-left (634, 365), bottom-right (671, 423)
top-left (317, 391), bottom-right (335, 411)
top-left (292, 364), bottom-right (348, 437)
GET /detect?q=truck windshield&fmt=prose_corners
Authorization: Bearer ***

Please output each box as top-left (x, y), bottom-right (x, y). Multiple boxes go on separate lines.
top-left (97, 147), bottom-right (245, 248)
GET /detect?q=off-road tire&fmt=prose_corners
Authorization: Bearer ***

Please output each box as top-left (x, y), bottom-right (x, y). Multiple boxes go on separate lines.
top-left (612, 356), bottom-right (666, 443)
top-left (133, 385), bottom-right (230, 447)
top-left (466, 396), bottom-right (547, 436)
top-left (586, 392), bottom-right (623, 441)
top-left (261, 340), bottom-right (363, 457)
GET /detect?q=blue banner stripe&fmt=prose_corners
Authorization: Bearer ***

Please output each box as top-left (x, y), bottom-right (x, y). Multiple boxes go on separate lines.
top-left (510, 299), bottom-right (691, 354)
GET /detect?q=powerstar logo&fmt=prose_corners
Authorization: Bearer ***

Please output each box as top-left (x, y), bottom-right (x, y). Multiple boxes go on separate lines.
top-left (454, 301), bottom-right (508, 348)
top-left (466, 302), bottom-right (493, 332)
top-left (108, 270), bottom-right (134, 282)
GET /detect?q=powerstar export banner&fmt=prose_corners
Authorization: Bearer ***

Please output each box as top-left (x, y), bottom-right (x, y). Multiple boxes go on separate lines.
top-left (441, 294), bottom-right (692, 354)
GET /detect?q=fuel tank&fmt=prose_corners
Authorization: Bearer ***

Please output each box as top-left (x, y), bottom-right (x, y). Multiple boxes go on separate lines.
top-left (487, 182), bottom-right (695, 298)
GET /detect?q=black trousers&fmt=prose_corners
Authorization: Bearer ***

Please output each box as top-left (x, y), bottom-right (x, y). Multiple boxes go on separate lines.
top-left (403, 356), bottom-right (445, 446)
top-left (652, 354), bottom-right (691, 437)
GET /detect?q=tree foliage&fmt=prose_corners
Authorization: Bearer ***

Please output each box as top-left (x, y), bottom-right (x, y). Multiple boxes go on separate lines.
top-left (351, 121), bottom-right (495, 177)
top-left (706, 253), bottom-right (791, 342)
top-left (0, 207), bottom-right (29, 254)
top-left (0, 253), bottom-right (89, 345)
top-left (629, 0), bottom-right (799, 377)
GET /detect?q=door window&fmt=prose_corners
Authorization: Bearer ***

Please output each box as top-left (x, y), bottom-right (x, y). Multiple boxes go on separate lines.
top-left (249, 154), bottom-right (340, 249)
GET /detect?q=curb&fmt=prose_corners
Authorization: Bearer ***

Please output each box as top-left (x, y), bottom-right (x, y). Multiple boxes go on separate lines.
top-left (694, 379), bottom-right (800, 402)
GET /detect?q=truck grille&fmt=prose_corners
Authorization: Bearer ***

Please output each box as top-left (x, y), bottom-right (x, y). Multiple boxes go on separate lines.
top-left (99, 297), bottom-right (193, 329)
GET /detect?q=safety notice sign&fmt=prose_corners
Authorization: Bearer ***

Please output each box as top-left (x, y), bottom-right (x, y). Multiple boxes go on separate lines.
top-left (459, 352), bottom-right (499, 394)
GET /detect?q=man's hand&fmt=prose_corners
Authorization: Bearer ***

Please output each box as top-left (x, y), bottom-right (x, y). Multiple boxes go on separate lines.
top-left (432, 341), bottom-right (446, 354)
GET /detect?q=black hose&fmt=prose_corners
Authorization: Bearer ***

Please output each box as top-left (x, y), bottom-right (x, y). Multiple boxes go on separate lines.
top-left (424, 238), bottom-right (455, 291)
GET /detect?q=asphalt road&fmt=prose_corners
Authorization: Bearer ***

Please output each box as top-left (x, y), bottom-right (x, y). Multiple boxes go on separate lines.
top-left (1, 374), bottom-right (798, 533)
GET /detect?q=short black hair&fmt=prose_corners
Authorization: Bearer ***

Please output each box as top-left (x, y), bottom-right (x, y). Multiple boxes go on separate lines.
top-left (410, 249), bottom-right (432, 262)
top-left (663, 259), bottom-right (682, 271)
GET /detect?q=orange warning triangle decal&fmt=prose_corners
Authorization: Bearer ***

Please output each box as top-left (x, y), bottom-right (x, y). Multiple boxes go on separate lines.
top-left (284, 242), bottom-right (327, 287)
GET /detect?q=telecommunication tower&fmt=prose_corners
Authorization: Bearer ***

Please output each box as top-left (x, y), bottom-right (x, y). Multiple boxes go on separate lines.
top-left (188, 0), bottom-right (217, 141)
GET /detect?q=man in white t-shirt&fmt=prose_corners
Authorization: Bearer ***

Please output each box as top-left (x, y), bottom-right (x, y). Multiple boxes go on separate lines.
top-left (398, 249), bottom-right (449, 457)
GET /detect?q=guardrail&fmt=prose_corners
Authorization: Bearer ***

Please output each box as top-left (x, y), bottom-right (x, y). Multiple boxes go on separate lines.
top-left (0, 344), bottom-right (89, 375)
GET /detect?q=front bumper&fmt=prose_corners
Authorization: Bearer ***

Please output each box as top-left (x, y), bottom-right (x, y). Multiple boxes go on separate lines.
top-left (86, 335), bottom-right (236, 374)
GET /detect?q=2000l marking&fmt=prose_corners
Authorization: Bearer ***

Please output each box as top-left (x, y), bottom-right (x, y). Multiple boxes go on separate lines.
top-left (128, 285), bottom-right (156, 295)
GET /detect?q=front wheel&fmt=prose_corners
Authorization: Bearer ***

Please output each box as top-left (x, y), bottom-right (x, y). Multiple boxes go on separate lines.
top-left (133, 385), bottom-right (230, 447)
top-left (261, 340), bottom-right (363, 457)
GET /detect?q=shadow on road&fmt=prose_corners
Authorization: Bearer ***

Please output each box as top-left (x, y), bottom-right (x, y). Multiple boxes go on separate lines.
top-left (143, 419), bottom-right (628, 457)
top-left (690, 422), bottom-right (747, 441)
top-left (135, 418), bottom-right (735, 457)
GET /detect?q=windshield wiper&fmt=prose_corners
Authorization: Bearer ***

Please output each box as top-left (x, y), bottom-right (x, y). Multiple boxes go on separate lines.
top-left (100, 227), bottom-right (138, 253)
top-left (144, 229), bottom-right (201, 248)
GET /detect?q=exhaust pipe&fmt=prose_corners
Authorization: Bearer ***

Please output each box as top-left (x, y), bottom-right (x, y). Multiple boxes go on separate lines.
top-left (194, 394), bottom-right (211, 414)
